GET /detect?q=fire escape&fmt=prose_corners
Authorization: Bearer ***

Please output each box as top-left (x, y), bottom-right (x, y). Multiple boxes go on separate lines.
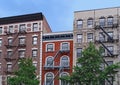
top-left (4, 27), bottom-right (26, 74)
top-left (44, 48), bottom-right (70, 85)
top-left (94, 18), bottom-right (119, 85)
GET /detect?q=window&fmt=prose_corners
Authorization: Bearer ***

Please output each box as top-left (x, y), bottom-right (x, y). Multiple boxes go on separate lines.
top-left (19, 50), bottom-right (25, 58)
top-left (61, 56), bottom-right (69, 67)
top-left (107, 17), bottom-right (113, 26)
top-left (0, 27), bottom-right (2, 34)
top-left (32, 36), bottom-right (38, 45)
top-left (77, 19), bottom-right (83, 28)
top-left (46, 57), bottom-right (53, 66)
top-left (77, 48), bottom-right (82, 58)
top-left (107, 32), bottom-right (113, 41)
top-left (106, 61), bottom-right (113, 66)
top-left (32, 50), bottom-right (37, 57)
top-left (101, 47), bottom-right (105, 56)
top-left (87, 33), bottom-right (93, 42)
top-left (19, 37), bottom-right (25, 45)
top-left (19, 24), bottom-right (26, 32)
top-left (47, 44), bottom-right (54, 52)
top-left (7, 51), bottom-right (12, 57)
top-left (8, 38), bottom-right (12, 45)
top-left (100, 63), bottom-right (105, 70)
top-left (0, 39), bottom-right (2, 47)
top-left (33, 23), bottom-right (38, 32)
top-left (99, 17), bottom-right (105, 27)
top-left (87, 18), bottom-right (93, 28)
top-left (33, 62), bottom-right (37, 68)
top-left (107, 46), bottom-right (113, 55)
top-left (77, 34), bottom-right (82, 43)
top-left (60, 72), bottom-right (69, 85)
top-left (7, 64), bottom-right (12, 71)
top-left (8, 26), bottom-right (14, 33)
top-left (45, 72), bottom-right (54, 85)
top-left (0, 63), bottom-right (1, 71)
top-left (61, 43), bottom-right (69, 51)
top-left (99, 32), bottom-right (105, 42)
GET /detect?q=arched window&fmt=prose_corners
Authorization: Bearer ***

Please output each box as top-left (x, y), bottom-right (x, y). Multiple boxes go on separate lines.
top-left (60, 56), bottom-right (69, 67)
top-left (46, 56), bottom-right (54, 66)
top-left (77, 19), bottom-right (83, 29)
top-left (107, 16), bottom-right (113, 26)
top-left (99, 17), bottom-right (105, 27)
top-left (45, 72), bottom-right (54, 85)
top-left (87, 18), bottom-right (93, 28)
top-left (60, 72), bottom-right (69, 85)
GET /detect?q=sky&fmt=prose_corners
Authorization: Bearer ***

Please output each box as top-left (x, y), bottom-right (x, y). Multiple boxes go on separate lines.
top-left (0, 0), bottom-right (120, 32)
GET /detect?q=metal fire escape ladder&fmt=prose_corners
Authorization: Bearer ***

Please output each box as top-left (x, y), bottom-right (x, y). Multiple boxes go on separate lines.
top-left (99, 26), bottom-right (114, 42)
top-left (99, 40), bottom-right (113, 56)
top-left (49, 67), bottom-right (64, 85)
top-left (49, 50), bottom-right (61, 66)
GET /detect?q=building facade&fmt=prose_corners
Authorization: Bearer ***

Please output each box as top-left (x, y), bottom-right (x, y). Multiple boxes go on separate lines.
top-left (42, 31), bottom-right (73, 85)
top-left (73, 7), bottom-right (120, 85)
top-left (0, 13), bottom-right (52, 85)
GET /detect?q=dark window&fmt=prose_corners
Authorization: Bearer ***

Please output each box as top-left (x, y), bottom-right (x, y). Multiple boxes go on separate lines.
top-left (19, 24), bottom-right (26, 32)
top-left (99, 17), bottom-right (105, 27)
top-left (107, 46), bottom-right (114, 55)
top-left (107, 17), bottom-right (113, 26)
top-left (46, 57), bottom-right (53, 66)
top-left (46, 73), bottom-right (54, 85)
top-left (99, 32), bottom-right (105, 42)
top-left (87, 18), bottom-right (93, 28)
top-left (0, 27), bottom-right (2, 34)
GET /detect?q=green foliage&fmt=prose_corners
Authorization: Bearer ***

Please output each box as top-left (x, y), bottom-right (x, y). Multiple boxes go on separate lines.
top-left (60, 42), bottom-right (120, 85)
top-left (7, 58), bottom-right (39, 85)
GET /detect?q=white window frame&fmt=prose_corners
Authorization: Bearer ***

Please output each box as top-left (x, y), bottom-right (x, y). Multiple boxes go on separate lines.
top-left (19, 50), bottom-right (25, 58)
top-left (99, 17), bottom-right (106, 27)
top-left (0, 39), bottom-right (2, 47)
top-left (33, 23), bottom-right (39, 32)
top-left (87, 18), bottom-right (93, 28)
top-left (7, 63), bottom-right (12, 71)
top-left (19, 24), bottom-right (26, 32)
top-left (60, 42), bottom-right (70, 51)
top-left (32, 36), bottom-right (38, 45)
top-left (107, 17), bottom-right (113, 26)
top-left (45, 56), bottom-right (54, 66)
top-left (8, 38), bottom-right (13, 45)
top-left (60, 72), bottom-right (69, 85)
top-left (46, 43), bottom-right (54, 52)
top-left (76, 48), bottom-right (82, 58)
top-left (8, 26), bottom-right (14, 33)
top-left (60, 55), bottom-right (69, 67)
top-left (32, 49), bottom-right (38, 57)
top-left (77, 19), bottom-right (83, 29)
top-left (87, 33), bottom-right (93, 42)
top-left (77, 34), bottom-right (82, 43)
top-left (45, 72), bottom-right (54, 85)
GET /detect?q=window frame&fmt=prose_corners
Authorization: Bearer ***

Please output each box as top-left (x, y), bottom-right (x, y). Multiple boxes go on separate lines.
top-left (19, 37), bottom-right (26, 45)
top-left (107, 17), bottom-right (113, 26)
top-left (46, 56), bottom-right (54, 66)
top-left (99, 17), bottom-right (106, 27)
top-left (76, 48), bottom-right (82, 58)
top-left (61, 42), bottom-right (70, 51)
top-left (8, 26), bottom-right (14, 33)
top-left (45, 72), bottom-right (54, 85)
top-left (32, 36), bottom-right (38, 45)
top-left (33, 23), bottom-right (39, 32)
top-left (32, 49), bottom-right (38, 57)
top-left (60, 55), bottom-right (69, 67)
top-left (19, 24), bottom-right (26, 32)
top-left (18, 50), bottom-right (25, 58)
top-left (0, 39), bottom-right (2, 47)
top-left (77, 19), bottom-right (83, 29)
top-left (60, 72), bottom-right (69, 85)
top-left (87, 33), bottom-right (93, 42)
top-left (77, 34), bottom-right (82, 43)
top-left (46, 43), bottom-right (54, 52)
top-left (0, 27), bottom-right (3, 34)
top-left (87, 18), bottom-right (93, 28)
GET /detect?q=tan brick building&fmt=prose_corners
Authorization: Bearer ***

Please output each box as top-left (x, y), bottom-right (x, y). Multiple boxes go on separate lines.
top-left (73, 7), bottom-right (120, 85)
top-left (0, 13), bottom-right (52, 85)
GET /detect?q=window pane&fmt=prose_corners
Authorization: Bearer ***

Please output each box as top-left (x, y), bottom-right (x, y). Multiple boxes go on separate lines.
top-left (46, 73), bottom-right (54, 85)
top-left (7, 64), bottom-right (12, 71)
top-left (87, 33), bottom-right (93, 42)
top-left (87, 19), bottom-right (93, 28)
top-left (77, 34), bottom-right (82, 43)
top-left (33, 37), bottom-right (37, 45)
top-left (61, 73), bottom-right (69, 85)
top-left (77, 20), bottom-right (83, 28)
top-left (61, 43), bottom-right (69, 50)
top-left (99, 18), bottom-right (105, 27)
top-left (19, 50), bottom-right (25, 58)
top-left (32, 50), bottom-right (37, 57)
top-left (77, 48), bottom-right (82, 58)
top-left (8, 38), bottom-right (12, 45)
top-left (99, 32), bottom-right (105, 41)
top-left (107, 17), bottom-right (113, 26)
top-left (7, 51), bottom-right (12, 57)
top-left (46, 57), bottom-right (53, 66)
top-left (8, 26), bottom-right (14, 33)
top-left (47, 44), bottom-right (53, 51)
top-left (107, 46), bottom-right (113, 55)
top-left (33, 23), bottom-right (38, 32)
top-left (19, 38), bottom-right (25, 45)
top-left (61, 56), bottom-right (69, 67)
top-left (19, 24), bottom-right (26, 32)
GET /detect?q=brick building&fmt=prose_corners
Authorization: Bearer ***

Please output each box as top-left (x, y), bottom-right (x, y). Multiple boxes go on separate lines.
top-left (0, 13), bottom-right (52, 85)
top-left (73, 7), bottom-right (120, 85)
top-left (42, 31), bottom-right (73, 85)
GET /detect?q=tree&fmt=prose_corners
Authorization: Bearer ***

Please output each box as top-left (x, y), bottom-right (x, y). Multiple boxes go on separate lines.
top-left (60, 42), bottom-right (120, 85)
top-left (7, 58), bottom-right (39, 85)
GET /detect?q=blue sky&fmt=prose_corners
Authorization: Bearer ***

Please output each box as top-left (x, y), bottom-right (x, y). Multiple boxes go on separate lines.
top-left (0, 0), bottom-right (119, 32)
